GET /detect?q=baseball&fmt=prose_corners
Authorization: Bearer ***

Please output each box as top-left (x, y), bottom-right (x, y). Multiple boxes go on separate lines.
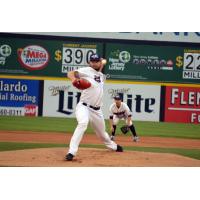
top-left (101, 59), bottom-right (107, 65)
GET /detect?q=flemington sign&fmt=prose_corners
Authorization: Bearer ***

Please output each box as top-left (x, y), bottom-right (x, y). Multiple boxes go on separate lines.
top-left (164, 86), bottom-right (200, 124)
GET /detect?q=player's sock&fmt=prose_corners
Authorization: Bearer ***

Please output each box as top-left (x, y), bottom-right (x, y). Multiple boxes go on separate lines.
top-left (112, 125), bottom-right (117, 136)
top-left (129, 124), bottom-right (137, 137)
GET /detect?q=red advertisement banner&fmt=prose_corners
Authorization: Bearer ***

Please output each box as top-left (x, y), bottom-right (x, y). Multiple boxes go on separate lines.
top-left (164, 86), bottom-right (200, 123)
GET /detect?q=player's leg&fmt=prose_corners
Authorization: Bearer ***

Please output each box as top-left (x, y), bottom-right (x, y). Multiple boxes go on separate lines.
top-left (66, 103), bottom-right (89, 160)
top-left (111, 115), bottom-right (119, 141)
top-left (90, 110), bottom-right (123, 152)
top-left (125, 118), bottom-right (139, 142)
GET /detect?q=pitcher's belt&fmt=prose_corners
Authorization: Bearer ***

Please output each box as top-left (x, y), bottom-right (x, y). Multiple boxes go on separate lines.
top-left (82, 103), bottom-right (100, 110)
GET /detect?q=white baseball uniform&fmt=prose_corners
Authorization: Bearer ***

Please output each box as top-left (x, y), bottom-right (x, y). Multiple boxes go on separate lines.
top-left (109, 102), bottom-right (133, 126)
top-left (68, 67), bottom-right (118, 156)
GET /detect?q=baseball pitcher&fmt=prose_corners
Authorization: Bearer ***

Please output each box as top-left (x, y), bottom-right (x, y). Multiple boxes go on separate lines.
top-left (65, 53), bottom-right (123, 161)
top-left (109, 94), bottom-right (139, 142)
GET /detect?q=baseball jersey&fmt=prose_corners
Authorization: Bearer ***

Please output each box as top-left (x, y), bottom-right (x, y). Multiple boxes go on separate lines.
top-left (76, 67), bottom-right (105, 107)
top-left (109, 102), bottom-right (132, 119)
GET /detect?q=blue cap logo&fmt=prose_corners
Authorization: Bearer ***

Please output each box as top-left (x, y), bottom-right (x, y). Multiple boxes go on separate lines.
top-left (90, 53), bottom-right (101, 62)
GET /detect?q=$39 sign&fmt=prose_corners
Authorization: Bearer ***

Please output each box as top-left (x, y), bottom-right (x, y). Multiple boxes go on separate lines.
top-left (57, 46), bottom-right (97, 73)
top-left (63, 48), bottom-right (96, 65)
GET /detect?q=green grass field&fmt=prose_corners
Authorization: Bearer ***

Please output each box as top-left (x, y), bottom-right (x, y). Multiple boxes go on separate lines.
top-left (0, 116), bottom-right (200, 161)
top-left (0, 116), bottom-right (200, 139)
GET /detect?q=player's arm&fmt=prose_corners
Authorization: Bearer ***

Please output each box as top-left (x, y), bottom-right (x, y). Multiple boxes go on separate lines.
top-left (99, 58), bottom-right (106, 72)
top-left (127, 116), bottom-right (132, 126)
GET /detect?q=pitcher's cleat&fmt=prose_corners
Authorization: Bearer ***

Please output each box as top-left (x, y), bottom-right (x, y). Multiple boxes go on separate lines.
top-left (116, 145), bottom-right (123, 152)
top-left (110, 136), bottom-right (115, 141)
top-left (65, 153), bottom-right (74, 161)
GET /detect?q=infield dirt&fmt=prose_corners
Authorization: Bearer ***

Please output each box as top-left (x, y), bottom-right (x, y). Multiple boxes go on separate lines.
top-left (0, 131), bottom-right (200, 167)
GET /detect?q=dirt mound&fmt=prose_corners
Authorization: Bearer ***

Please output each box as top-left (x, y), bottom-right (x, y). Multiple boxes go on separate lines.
top-left (0, 148), bottom-right (199, 167)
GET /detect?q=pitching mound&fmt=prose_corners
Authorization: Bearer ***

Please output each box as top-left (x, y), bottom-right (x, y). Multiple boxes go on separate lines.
top-left (0, 148), bottom-right (200, 167)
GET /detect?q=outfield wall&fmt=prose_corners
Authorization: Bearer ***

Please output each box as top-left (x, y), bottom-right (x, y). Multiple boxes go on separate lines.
top-left (0, 33), bottom-right (200, 123)
top-left (42, 80), bottom-right (161, 122)
top-left (0, 33), bottom-right (200, 84)
top-left (0, 77), bottom-right (199, 124)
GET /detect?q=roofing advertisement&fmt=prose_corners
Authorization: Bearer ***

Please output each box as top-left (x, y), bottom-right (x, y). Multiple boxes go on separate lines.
top-left (0, 78), bottom-right (40, 116)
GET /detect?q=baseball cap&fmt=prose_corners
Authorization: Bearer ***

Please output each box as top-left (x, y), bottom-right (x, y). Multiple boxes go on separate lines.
top-left (114, 94), bottom-right (122, 100)
top-left (90, 53), bottom-right (101, 62)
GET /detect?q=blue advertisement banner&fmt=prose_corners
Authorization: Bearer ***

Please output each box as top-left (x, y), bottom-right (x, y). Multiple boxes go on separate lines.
top-left (0, 78), bottom-right (40, 116)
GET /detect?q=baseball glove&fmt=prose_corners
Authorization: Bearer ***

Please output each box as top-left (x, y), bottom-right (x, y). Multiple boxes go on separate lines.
top-left (72, 78), bottom-right (91, 90)
top-left (120, 125), bottom-right (130, 134)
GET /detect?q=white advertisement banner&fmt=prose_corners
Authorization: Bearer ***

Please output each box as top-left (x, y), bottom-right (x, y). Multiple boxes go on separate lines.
top-left (19, 32), bottom-right (200, 43)
top-left (43, 80), bottom-right (80, 117)
top-left (103, 83), bottom-right (161, 121)
top-left (43, 80), bottom-right (161, 121)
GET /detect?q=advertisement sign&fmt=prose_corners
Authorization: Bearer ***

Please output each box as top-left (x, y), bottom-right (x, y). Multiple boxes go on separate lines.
top-left (0, 44), bottom-right (12, 66)
top-left (17, 45), bottom-right (50, 70)
top-left (43, 80), bottom-right (81, 117)
top-left (0, 36), bottom-right (103, 77)
top-left (59, 43), bottom-right (99, 73)
top-left (164, 86), bottom-right (200, 124)
top-left (104, 43), bottom-right (200, 83)
top-left (19, 32), bottom-right (200, 43)
top-left (182, 49), bottom-right (200, 80)
top-left (0, 78), bottom-right (40, 116)
top-left (103, 83), bottom-right (161, 121)
top-left (43, 80), bottom-right (161, 121)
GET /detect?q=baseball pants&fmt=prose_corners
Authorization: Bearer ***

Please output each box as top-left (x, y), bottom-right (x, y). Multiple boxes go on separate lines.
top-left (68, 102), bottom-right (118, 156)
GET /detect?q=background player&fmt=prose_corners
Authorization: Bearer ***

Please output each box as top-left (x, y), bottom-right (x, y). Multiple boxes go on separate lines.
top-left (65, 54), bottom-right (123, 161)
top-left (109, 94), bottom-right (139, 142)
